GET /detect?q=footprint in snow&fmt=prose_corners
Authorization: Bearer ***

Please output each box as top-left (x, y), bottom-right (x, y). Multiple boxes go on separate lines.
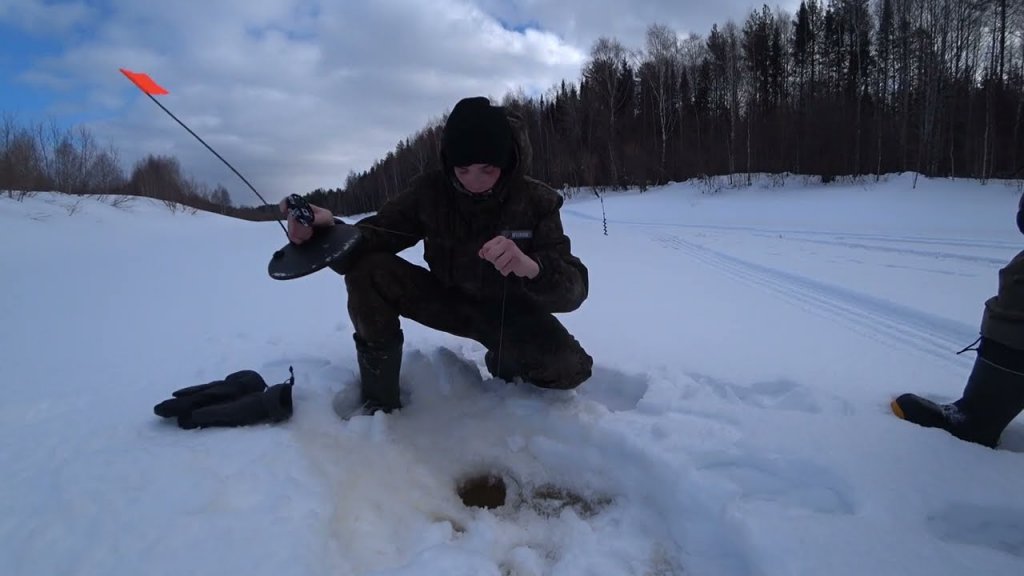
top-left (575, 365), bottom-right (650, 412)
top-left (695, 452), bottom-right (857, 516)
top-left (927, 503), bottom-right (1024, 558)
top-left (687, 371), bottom-right (854, 415)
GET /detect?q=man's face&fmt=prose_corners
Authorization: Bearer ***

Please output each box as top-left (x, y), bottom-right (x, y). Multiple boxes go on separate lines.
top-left (454, 164), bottom-right (501, 194)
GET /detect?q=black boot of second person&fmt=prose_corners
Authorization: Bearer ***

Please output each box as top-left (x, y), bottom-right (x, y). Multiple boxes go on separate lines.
top-left (893, 339), bottom-right (1024, 448)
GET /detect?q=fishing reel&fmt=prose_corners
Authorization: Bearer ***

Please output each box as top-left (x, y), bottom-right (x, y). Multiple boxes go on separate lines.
top-left (268, 194), bottom-right (363, 281)
top-left (284, 194), bottom-right (315, 227)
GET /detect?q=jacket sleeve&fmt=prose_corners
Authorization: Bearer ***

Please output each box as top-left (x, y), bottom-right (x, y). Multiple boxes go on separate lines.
top-left (352, 182), bottom-right (425, 255)
top-left (520, 189), bottom-right (589, 313)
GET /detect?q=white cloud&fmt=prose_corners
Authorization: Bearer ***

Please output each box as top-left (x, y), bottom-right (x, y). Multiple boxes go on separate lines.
top-left (476, 0), bottom-right (804, 47)
top-left (8, 0), bottom-right (802, 205)
top-left (0, 0), bottom-right (95, 34)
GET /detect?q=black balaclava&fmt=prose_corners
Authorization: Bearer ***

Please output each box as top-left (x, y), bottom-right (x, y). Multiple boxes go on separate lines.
top-left (441, 97), bottom-right (514, 173)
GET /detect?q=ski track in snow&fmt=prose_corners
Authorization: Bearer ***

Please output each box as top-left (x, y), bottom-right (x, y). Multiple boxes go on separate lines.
top-left (748, 233), bottom-right (1010, 266)
top-left (561, 209), bottom-right (1019, 253)
top-left (647, 232), bottom-right (977, 369)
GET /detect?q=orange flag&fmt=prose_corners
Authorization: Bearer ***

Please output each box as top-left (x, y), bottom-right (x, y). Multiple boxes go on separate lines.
top-left (119, 68), bottom-right (169, 95)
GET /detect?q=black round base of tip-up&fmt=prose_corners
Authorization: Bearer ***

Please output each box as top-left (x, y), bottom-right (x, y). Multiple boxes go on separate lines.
top-left (267, 222), bottom-right (362, 280)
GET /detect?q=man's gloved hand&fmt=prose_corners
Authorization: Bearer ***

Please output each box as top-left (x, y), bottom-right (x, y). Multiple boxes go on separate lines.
top-left (153, 370), bottom-right (267, 419)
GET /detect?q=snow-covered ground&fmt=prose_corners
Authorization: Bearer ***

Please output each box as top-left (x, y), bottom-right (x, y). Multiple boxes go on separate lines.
top-left (2, 173), bottom-right (1023, 576)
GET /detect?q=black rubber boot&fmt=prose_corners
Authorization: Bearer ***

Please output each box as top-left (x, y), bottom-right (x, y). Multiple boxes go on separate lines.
top-left (893, 343), bottom-right (1024, 448)
top-left (354, 331), bottom-right (404, 414)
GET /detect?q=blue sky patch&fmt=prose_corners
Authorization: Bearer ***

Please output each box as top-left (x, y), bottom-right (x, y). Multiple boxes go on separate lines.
top-left (0, 24), bottom-right (65, 120)
top-left (496, 17), bottom-right (544, 34)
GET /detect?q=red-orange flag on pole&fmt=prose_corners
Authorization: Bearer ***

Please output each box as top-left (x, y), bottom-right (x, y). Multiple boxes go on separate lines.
top-left (119, 68), bottom-right (169, 95)
top-left (118, 65), bottom-right (286, 236)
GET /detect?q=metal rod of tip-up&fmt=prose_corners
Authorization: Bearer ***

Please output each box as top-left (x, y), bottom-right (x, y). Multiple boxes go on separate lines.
top-left (118, 67), bottom-right (288, 236)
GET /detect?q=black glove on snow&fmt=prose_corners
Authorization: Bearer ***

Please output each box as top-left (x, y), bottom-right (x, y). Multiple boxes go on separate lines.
top-left (152, 367), bottom-right (296, 430)
top-left (177, 376), bottom-right (294, 430)
top-left (154, 370), bottom-right (268, 418)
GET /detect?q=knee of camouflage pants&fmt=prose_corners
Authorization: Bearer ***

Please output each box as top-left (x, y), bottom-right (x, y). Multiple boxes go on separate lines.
top-left (344, 252), bottom-right (492, 346)
top-left (486, 334), bottom-right (593, 390)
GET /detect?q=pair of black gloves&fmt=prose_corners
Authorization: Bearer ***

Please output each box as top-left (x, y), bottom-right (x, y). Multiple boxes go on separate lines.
top-left (154, 368), bottom-right (295, 429)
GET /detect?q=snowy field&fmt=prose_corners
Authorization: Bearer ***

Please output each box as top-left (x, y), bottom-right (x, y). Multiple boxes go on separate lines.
top-left (2, 173), bottom-right (1023, 576)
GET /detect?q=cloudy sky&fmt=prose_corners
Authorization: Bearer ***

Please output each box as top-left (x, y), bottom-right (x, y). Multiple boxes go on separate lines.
top-left (1, 0), bottom-right (799, 206)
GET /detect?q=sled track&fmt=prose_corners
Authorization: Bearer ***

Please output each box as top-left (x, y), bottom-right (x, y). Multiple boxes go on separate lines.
top-left (563, 210), bottom-right (1019, 257)
top-left (748, 234), bottom-right (1009, 266)
top-left (654, 233), bottom-right (978, 368)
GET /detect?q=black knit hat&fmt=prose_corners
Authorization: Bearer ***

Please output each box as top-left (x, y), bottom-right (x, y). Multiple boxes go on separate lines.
top-left (441, 97), bottom-right (514, 170)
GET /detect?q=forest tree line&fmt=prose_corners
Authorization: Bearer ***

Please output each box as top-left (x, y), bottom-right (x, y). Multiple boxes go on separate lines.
top-left (334, 0), bottom-right (1024, 217)
top-left (3, 0), bottom-right (1023, 220)
top-left (0, 114), bottom-right (238, 215)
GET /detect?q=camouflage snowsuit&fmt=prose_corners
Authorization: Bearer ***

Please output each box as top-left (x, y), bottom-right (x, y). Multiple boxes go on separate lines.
top-left (339, 116), bottom-right (592, 390)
